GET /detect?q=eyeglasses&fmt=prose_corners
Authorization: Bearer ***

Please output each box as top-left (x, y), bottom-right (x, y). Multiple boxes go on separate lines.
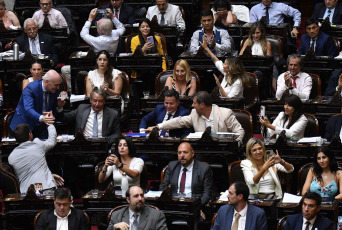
top-left (40, 3), bottom-right (52, 6)
top-left (25, 26), bottom-right (38, 32)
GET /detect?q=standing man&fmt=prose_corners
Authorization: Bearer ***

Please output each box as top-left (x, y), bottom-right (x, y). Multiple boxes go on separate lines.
top-left (276, 54), bottom-right (312, 100)
top-left (312, 0), bottom-right (342, 25)
top-left (211, 181), bottom-right (268, 230)
top-left (98, 0), bottom-right (135, 25)
top-left (189, 10), bottom-right (231, 56)
top-left (107, 186), bottom-right (167, 230)
top-left (284, 192), bottom-right (334, 230)
top-left (36, 187), bottom-right (89, 230)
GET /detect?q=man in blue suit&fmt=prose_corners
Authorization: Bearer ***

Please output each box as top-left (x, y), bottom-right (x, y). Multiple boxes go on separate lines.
top-left (312, 0), bottom-right (342, 25)
top-left (211, 181), bottom-right (268, 230)
top-left (139, 89), bottom-right (190, 138)
top-left (298, 18), bottom-right (338, 57)
top-left (284, 192), bottom-right (334, 230)
top-left (10, 70), bottom-right (62, 139)
top-left (98, 0), bottom-right (135, 25)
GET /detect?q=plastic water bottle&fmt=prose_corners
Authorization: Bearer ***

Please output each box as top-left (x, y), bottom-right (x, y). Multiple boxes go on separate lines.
top-left (121, 172), bottom-right (128, 198)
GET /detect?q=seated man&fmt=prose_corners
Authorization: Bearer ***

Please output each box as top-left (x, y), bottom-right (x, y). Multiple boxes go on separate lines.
top-left (146, 0), bottom-right (186, 31)
top-left (146, 91), bottom-right (245, 144)
top-left (312, 0), bottom-right (342, 25)
top-left (8, 124), bottom-right (64, 193)
top-left (36, 187), bottom-right (89, 230)
top-left (60, 88), bottom-right (121, 145)
top-left (211, 181), bottom-right (267, 230)
top-left (276, 54), bottom-right (312, 100)
top-left (10, 70), bottom-right (62, 138)
top-left (107, 186), bottom-right (167, 230)
top-left (32, 0), bottom-right (69, 31)
top-left (189, 10), bottom-right (231, 56)
top-left (298, 18), bottom-right (338, 57)
top-left (324, 68), bottom-right (342, 96)
top-left (325, 111), bottom-right (342, 141)
top-left (284, 192), bottom-right (334, 230)
top-left (139, 89), bottom-right (190, 138)
top-left (98, 0), bottom-right (135, 25)
top-left (16, 18), bottom-right (58, 65)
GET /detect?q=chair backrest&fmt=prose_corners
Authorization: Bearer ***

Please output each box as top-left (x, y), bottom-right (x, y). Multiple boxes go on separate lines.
top-left (228, 160), bottom-right (245, 185)
top-left (240, 34), bottom-right (283, 57)
top-left (304, 113), bottom-right (319, 137)
top-left (0, 164), bottom-right (20, 196)
top-left (243, 72), bottom-right (258, 110)
top-left (160, 165), bottom-right (168, 183)
top-left (297, 162), bottom-right (312, 195)
top-left (0, 78), bottom-right (3, 96)
top-left (1, 162), bottom-right (16, 175)
top-left (94, 161), bottom-right (106, 190)
top-left (277, 215), bottom-right (289, 230)
top-left (232, 109), bottom-right (253, 146)
top-left (308, 73), bottom-right (321, 99)
top-left (154, 70), bottom-right (200, 96)
top-left (125, 32), bottom-right (168, 55)
top-left (211, 213), bottom-right (217, 227)
top-left (3, 110), bottom-right (15, 138)
top-left (107, 204), bottom-right (160, 224)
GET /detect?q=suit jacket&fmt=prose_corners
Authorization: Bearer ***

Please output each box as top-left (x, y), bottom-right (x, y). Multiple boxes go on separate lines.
top-left (159, 159), bottom-right (213, 206)
top-left (160, 104), bottom-right (245, 143)
top-left (35, 207), bottom-right (89, 230)
top-left (99, 3), bottom-right (135, 24)
top-left (325, 114), bottom-right (342, 141)
top-left (312, 2), bottom-right (342, 25)
top-left (63, 104), bottom-right (121, 145)
top-left (106, 206), bottom-right (167, 230)
top-left (324, 68), bottom-right (342, 96)
top-left (139, 104), bottom-right (190, 138)
top-left (298, 31), bottom-right (338, 57)
top-left (211, 203), bottom-right (267, 230)
top-left (16, 32), bottom-right (58, 64)
top-left (284, 213), bottom-right (334, 230)
top-left (10, 79), bottom-right (59, 133)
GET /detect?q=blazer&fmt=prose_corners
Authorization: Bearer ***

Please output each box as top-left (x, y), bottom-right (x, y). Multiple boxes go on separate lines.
top-left (211, 203), bottom-right (268, 230)
top-left (159, 159), bottom-right (213, 206)
top-left (324, 68), bottom-right (342, 96)
top-left (35, 207), bottom-right (89, 230)
top-left (99, 3), bottom-right (135, 24)
top-left (107, 206), bottom-right (167, 230)
top-left (10, 79), bottom-right (59, 132)
top-left (139, 104), bottom-right (190, 138)
top-left (325, 114), bottom-right (342, 141)
top-left (284, 213), bottom-right (334, 230)
top-left (298, 31), bottom-right (338, 57)
top-left (159, 104), bottom-right (245, 143)
top-left (16, 32), bottom-right (58, 64)
top-left (63, 104), bottom-right (121, 145)
top-left (312, 2), bottom-right (342, 25)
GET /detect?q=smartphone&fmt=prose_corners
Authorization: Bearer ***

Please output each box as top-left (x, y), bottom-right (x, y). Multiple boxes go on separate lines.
top-left (260, 105), bottom-right (266, 120)
top-left (147, 36), bottom-right (154, 45)
top-left (97, 9), bottom-right (106, 14)
top-left (35, 183), bottom-right (43, 196)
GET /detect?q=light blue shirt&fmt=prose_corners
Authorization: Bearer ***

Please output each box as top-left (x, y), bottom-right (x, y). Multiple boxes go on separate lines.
top-left (323, 7), bottom-right (335, 23)
top-left (249, 2), bottom-right (301, 27)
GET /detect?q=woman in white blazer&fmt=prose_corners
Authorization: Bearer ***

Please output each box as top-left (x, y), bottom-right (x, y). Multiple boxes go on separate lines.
top-left (241, 138), bottom-right (294, 199)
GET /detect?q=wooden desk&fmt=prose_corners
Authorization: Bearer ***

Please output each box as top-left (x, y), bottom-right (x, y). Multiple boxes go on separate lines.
top-left (115, 54), bottom-right (163, 73)
top-left (0, 29), bottom-right (22, 44)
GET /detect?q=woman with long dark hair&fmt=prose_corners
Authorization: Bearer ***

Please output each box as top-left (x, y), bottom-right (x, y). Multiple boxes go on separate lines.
top-left (260, 94), bottom-right (308, 140)
top-left (22, 61), bottom-right (44, 90)
top-left (302, 147), bottom-right (342, 199)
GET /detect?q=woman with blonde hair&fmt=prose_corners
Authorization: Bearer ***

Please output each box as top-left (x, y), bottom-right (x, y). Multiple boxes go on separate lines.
top-left (0, 0), bottom-right (21, 29)
top-left (241, 138), bottom-right (294, 199)
top-left (164, 59), bottom-right (196, 96)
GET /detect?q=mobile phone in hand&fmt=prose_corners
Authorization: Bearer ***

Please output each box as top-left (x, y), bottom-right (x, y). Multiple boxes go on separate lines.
top-left (147, 36), bottom-right (154, 45)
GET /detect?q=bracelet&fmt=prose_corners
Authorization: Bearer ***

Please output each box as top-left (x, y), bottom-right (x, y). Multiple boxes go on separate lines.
top-left (118, 163), bottom-right (124, 169)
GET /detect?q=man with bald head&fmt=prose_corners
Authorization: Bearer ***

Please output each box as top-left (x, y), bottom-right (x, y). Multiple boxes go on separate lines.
top-left (11, 70), bottom-right (63, 138)
top-left (16, 18), bottom-right (58, 64)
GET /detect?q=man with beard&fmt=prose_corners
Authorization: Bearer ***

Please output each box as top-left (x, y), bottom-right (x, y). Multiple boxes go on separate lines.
top-left (107, 186), bottom-right (167, 230)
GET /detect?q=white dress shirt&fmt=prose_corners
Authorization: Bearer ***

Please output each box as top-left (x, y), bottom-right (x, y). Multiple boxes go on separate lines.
top-left (323, 7), bottom-right (335, 24)
top-left (232, 204), bottom-right (248, 230)
top-left (129, 209), bottom-right (141, 229)
top-left (276, 71), bottom-right (312, 100)
top-left (177, 160), bottom-right (194, 195)
top-left (302, 216), bottom-right (317, 230)
top-left (146, 3), bottom-right (185, 30)
top-left (84, 108), bottom-right (103, 138)
top-left (54, 209), bottom-right (71, 230)
top-left (32, 8), bottom-right (69, 31)
top-left (202, 110), bottom-right (215, 134)
top-left (113, 6), bottom-right (121, 19)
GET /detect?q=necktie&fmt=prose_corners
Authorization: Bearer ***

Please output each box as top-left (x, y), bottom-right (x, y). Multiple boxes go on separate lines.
top-left (44, 91), bottom-right (49, 112)
top-left (327, 9), bottom-right (332, 22)
top-left (160, 13), bottom-right (165, 25)
top-left (93, 112), bottom-right (98, 137)
top-left (310, 38), bottom-right (316, 52)
top-left (265, 7), bottom-right (270, 25)
top-left (179, 168), bottom-right (187, 193)
top-left (115, 10), bottom-right (118, 19)
top-left (160, 113), bottom-right (172, 136)
top-left (31, 38), bottom-right (38, 55)
top-left (231, 213), bottom-right (241, 230)
top-left (304, 221), bottom-right (310, 230)
top-left (132, 213), bottom-right (139, 230)
top-left (291, 76), bottom-right (298, 88)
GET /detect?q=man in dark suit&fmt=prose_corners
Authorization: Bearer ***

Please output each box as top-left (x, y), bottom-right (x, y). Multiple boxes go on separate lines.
top-left (325, 113), bottom-right (342, 141)
top-left (107, 186), bottom-right (167, 230)
top-left (211, 181), bottom-right (267, 230)
top-left (16, 18), bottom-right (59, 65)
top-left (99, 0), bottom-right (135, 25)
top-left (324, 68), bottom-right (342, 96)
top-left (312, 0), bottom-right (342, 25)
top-left (284, 192), bottom-right (334, 230)
top-left (10, 70), bottom-right (62, 138)
top-left (140, 89), bottom-right (190, 138)
top-left (298, 18), bottom-right (338, 57)
top-left (36, 187), bottom-right (89, 230)
top-left (61, 88), bottom-right (120, 145)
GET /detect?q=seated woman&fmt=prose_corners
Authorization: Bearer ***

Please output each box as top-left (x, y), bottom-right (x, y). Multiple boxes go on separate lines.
top-left (130, 18), bottom-right (166, 70)
top-left (86, 50), bottom-right (123, 96)
top-left (22, 61), bottom-right (44, 90)
top-left (260, 94), bottom-right (308, 140)
top-left (302, 147), bottom-right (342, 199)
top-left (98, 137), bottom-right (144, 187)
top-left (239, 21), bottom-right (271, 56)
top-left (201, 40), bottom-right (249, 98)
top-left (241, 138), bottom-right (294, 199)
top-left (164, 59), bottom-right (196, 96)
top-left (212, 0), bottom-right (237, 25)
top-left (0, 0), bottom-right (21, 29)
